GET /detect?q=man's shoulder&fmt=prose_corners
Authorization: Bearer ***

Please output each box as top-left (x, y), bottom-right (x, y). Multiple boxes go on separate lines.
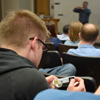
top-left (67, 44), bottom-right (86, 55)
top-left (85, 8), bottom-right (91, 13)
top-left (67, 48), bottom-right (77, 55)
top-left (86, 8), bottom-right (91, 10)
top-left (67, 44), bottom-right (100, 57)
top-left (0, 47), bottom-right (39, 74)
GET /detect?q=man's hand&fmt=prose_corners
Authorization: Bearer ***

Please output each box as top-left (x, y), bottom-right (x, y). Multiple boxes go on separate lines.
top-left (77, 7), bottom-right (84, 10)
top-left (77, 7), bottom-right (81, 9)
top-left (67, 77), bottom-right (86, 92)
top-left (46, 75), bottom-right (57, 89)
top-left (81, 7), bottom-right (85, 10)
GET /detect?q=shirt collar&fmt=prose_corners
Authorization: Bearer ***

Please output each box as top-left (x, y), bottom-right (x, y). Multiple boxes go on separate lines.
top-left (78, 44), bottom-right (95, 48)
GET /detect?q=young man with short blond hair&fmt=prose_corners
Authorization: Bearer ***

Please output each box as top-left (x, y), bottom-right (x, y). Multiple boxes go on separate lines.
top-left (0, 10), bottom-right (77, 100)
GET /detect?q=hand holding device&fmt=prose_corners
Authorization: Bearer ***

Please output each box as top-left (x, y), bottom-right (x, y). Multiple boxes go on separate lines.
top-left (53, 76), bottom-right (74, 88)
top-left (67, 77), bottom-right (86, 92)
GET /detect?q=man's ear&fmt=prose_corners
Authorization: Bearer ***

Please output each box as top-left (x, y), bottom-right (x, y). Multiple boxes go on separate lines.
top-left (31, 37), bottom-right (38, 52)
top-left (95, 36), bottom-right (99, 42)
top-left (79, 33), bottom-right (81, 39)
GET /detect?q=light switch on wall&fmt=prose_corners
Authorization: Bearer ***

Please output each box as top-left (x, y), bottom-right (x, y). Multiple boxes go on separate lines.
top-left (63, 14), bottom-right (68, 17)
top-left (71, 14), bottom-right (75, 17)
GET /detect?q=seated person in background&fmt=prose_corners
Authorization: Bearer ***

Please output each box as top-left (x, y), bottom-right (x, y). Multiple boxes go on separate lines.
top-left (45, 21), bottom-right (62, 51)
top-left (39, 22), bottom-right (76, 76)
top-left (67, 23), bottom-right (100, 57)
top-left (57, 24), bottom-right (70, 41)
top-left (39, 21), bottom-right (76, 76)
top-left (64, 21), bottom-right (83, 46)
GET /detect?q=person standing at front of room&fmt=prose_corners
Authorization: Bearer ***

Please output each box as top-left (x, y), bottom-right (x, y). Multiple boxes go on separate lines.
top-left (73, 1), bottom-right (91, 24)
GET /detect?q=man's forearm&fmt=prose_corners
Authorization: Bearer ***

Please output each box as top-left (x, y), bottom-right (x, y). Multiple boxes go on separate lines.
top-left (73, 8), bottom-right (80, 12)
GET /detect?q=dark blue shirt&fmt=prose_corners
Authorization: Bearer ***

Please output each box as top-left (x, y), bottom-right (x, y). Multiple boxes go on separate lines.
top-left (73, 8), bottom-right (91, 23)
top-left (50, 37), bottom-right (62, 51)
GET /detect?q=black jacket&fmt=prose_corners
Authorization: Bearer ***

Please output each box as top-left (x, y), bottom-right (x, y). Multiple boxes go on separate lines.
top-left (0, 48), bottom-right (49, 100)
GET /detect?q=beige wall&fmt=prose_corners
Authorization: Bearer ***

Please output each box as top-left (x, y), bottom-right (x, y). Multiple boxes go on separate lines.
top-left (19, 0), bottom-right (33, 11)
top-left (50, 0), bottom-right (54, 17)
top-left (1, 0), bottom-right (19, 18)
top-left (1, 0), bottom-right (34, 18)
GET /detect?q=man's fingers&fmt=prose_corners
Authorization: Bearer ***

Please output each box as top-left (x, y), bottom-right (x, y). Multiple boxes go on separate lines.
top-left (68, 79), bottom-right (75, 87)
top-left (74, 77), bottom-right (83, 82)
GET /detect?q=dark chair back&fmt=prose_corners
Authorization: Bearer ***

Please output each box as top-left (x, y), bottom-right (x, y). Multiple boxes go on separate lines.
top-left (94, 42), bottom-right (100, 48)
top-left (45, 42), bottom-right (55, 50)
top-left (79, 76), bottom-right (97, 93)
top-left (58, 43), bottom-right (77, 55)
top-left (38, 51), bottom-right (62, 69)
top-left (62, 52), bottom-right (100, 86)
top-left (61, 40), bottom-right (66, 44)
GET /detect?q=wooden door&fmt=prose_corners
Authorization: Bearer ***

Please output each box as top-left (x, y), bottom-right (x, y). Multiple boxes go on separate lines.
top-left (35, 0), bottom-right (49, 16)
top-left (0, 0), bottom-right (2, 21)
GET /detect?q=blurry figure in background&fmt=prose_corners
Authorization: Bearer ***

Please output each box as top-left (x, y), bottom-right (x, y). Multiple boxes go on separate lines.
top-left (64, 21), bottom-right (83, 46)
top-left (57, 24), bottom-right (70, 41)
top-left (45, 21), bottom-right (62, 51)
top-left (73, 1), bottom-right (91, 24)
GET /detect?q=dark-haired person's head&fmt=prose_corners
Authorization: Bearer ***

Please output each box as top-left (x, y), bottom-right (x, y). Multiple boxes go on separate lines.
top-left (80, 23), bottom-right (99, 43)
top-left (83, 1), bottom-right (88, 8)
top-left (45, 21), bottom-right (57, 38)
top-left (63, 25), bottom-right (70, 34)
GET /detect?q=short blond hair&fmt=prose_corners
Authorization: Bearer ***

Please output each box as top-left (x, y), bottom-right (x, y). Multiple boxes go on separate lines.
top-left (0, 10), bottom-right (49, 48)
top-left (69, 21), bottom-right (83, 42)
